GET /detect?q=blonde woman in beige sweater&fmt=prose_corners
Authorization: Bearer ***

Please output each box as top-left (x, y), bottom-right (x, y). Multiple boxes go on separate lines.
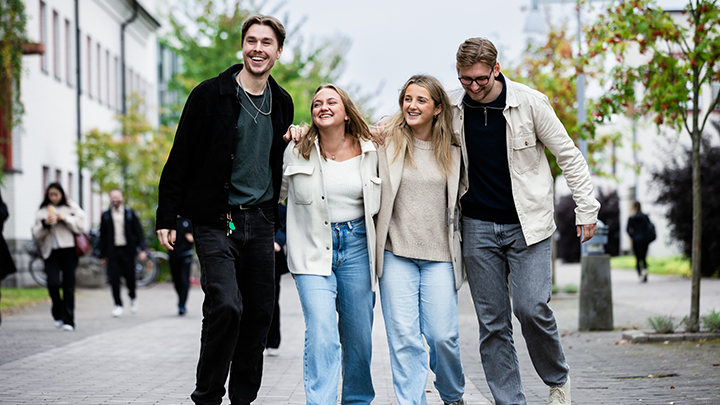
top-left (375, 75), bottom-right (467, 405)
top-left (32, 183), bottom-right (86, 331)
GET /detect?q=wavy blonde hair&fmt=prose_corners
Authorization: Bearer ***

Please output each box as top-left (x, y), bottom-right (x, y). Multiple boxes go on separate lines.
top-left (385, 75), bottom-right (458, 176)
top-left (295, 84), bottom-right (372, 161)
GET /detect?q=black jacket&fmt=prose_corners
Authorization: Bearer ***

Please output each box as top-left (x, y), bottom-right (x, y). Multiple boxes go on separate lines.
top-left (627, 212), bottom-right (652, 244)
top-left (0, 201), bottom-right (17, 279)
top-left (99, 207), bottom-right (147, 259)
top-left (156, 64), bottom-right (294, 230)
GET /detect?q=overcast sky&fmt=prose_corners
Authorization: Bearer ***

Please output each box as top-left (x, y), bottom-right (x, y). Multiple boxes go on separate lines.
top-left (266, 0), bottom-right (690, 120)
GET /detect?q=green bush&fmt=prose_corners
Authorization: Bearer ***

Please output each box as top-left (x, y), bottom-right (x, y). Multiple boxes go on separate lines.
top-left (563, 284), bottom-right (579, 294)
top-left (647, 315), bottom-right (678, 334)
top-left (611, 256), bottom-right (691, 277)
top-left (701, 309), bottom-right (720, 332)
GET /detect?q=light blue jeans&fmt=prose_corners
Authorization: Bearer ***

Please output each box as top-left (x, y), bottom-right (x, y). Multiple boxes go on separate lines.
top-left (379, 251), bottom-right (465, 405)
top-left (294, 217), bottom-right (375, 405)
top-left (462, 217), bottom-right (569, 405)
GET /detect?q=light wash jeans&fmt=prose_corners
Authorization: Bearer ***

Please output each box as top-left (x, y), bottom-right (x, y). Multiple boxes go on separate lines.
top-left (294, 217), bottom-right (375, 405)
top-left (462, 218), bottom-right (569, 405)
top-left (379, 251), bottom-right (465, 405)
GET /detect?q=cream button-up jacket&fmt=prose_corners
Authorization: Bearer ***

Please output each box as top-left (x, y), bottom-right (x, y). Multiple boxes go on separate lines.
top-left (449, 77), bottom-right (600, 246)
top-left (374, 137), bottom-right (467, 291)
top-left (280, 138), bottom-right (381, 290)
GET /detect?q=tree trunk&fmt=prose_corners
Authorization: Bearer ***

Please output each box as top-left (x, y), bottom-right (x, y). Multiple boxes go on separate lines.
top-left (688, 66), bottom-right (702, 332)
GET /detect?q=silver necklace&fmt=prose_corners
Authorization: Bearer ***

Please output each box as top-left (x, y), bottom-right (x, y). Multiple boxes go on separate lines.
top-left (240, 90), bottom-right (269, 124)
top-left (323, 136), bottom-right (347, 160)
top-left (242, 84), bottom-right (272, 115)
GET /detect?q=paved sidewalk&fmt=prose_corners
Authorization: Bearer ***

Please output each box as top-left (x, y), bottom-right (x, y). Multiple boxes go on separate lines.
top-left (0, 262), bottom-right (719, 404)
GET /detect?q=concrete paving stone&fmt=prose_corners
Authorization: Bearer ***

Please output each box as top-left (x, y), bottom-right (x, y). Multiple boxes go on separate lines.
top-left (2, 263), bottom-right (720, 404)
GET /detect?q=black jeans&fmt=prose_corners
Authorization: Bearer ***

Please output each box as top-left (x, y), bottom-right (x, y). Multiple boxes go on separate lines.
top-left (633, 240), bottom-right (649, 275)
top-left (191, 206), bottom-right (275, 405)
top-left (170, 252), bottom-right (193, 308)
top-left (45, 247), bottom-right (78, 327)
top-left (107, 245), bottom-right (137, 306)
top-left (266, 273), bottom-right (282, 349)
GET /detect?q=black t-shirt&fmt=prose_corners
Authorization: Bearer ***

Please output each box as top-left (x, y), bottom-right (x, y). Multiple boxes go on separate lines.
top-left (460, 73), bottom-right (519, 224)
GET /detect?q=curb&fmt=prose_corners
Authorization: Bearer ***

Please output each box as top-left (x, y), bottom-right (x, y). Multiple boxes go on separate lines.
top-left (622, 330), bottom-right (720, 343)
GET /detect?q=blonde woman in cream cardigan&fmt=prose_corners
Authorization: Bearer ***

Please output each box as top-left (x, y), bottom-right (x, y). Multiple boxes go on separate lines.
top-left (375, 75), bottom-right (467, 405)
top-left (281, 84), bottom-right (381, 405)
top-left (32, 182), bottom-right (86, 331)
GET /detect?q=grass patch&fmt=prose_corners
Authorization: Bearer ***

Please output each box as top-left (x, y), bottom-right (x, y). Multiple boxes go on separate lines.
top-left (0, 288), bottom-right (50, 313)
top-left (610, 255), bottom-right (691, 277)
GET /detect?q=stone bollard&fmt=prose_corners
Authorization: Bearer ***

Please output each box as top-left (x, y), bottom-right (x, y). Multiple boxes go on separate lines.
top-left (579, 254), bottom-right (613, 330)
top-left (76, 256), bottom-right (107, 288)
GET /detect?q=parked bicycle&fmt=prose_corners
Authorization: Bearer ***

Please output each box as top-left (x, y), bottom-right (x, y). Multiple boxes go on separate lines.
top-left (27, 229), bottom-right (166, 287)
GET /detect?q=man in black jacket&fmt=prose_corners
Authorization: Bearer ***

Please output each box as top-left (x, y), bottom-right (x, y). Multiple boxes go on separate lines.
top-left (99, 189), bottom-right (147, 317)
top-left (156, 14), bottom-right (294, 405)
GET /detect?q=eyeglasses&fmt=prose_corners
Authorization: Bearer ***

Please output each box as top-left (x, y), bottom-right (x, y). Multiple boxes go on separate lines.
top-left (458, 75), bottom-right (492, 87)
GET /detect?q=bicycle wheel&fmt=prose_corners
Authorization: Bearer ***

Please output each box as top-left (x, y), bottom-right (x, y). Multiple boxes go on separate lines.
top-left (135, 252), bottom-right (159, 287)
top-left (29, 257), bottom-right (48, 287)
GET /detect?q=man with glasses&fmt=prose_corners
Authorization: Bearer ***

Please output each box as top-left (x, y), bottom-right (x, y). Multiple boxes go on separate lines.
top-left (449, 37), bottom-right (600, 405)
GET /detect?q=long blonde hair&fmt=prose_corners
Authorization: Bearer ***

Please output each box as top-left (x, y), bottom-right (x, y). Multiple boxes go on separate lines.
top-left (385, 75), bottom-right (458, 176)
top-left (295, 84), bottom-right (372, 161)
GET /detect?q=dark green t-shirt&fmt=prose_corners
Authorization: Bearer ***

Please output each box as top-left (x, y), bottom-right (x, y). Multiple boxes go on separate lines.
top-left (229, 73), bottom-right (274, 206)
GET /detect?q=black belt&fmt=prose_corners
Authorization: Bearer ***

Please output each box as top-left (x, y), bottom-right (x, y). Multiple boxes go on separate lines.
top-left (230, 200), bottom-right (274, 211)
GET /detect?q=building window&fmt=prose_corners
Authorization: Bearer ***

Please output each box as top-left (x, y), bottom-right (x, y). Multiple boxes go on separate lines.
top-left (113, 56), bottom-right (118, 111)
top-left (65, 19), bottom-right (73, 86)
top-left (42, 166), bottom-right (50, 194)
top-left (55, 169), bottom-right (61, 182)
top-left (40, 1), bottom-right (48, 73)
top-left (68, 172), bottom-right (73, 197)
top-left (97, 43), bottom-right (102, 104)
top-left (106, 50), bottom-right (110, 107)
top-left (52, 10), bottom-right (60, 80)
top-left (87, 36), bottom-right (92, 99)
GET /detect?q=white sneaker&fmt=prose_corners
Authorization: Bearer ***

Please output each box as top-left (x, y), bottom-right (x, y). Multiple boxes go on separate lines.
top-left (641, 269), bottom-right (648, 283)
top-left (112, 306), bottom-right (123, 317)
top-left (549, 377), bottom-right (571, 405)
top-left (62, 324), bottom-right (75, 331)
top-left (265, 348), bottom-right (280, 357)
top-left (130, 299), bottom-right (138, 314)
top-left (54, 320), bottom-right (64, 328)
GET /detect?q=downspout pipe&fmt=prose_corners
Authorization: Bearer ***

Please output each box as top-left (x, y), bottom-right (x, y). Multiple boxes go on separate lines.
top-left (121, 0), bottom-right (139, 115)
top-left (75, 0), bottom-right (82, 207)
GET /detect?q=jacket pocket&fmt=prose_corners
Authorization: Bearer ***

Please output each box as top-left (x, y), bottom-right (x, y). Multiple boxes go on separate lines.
top-left (284, 165), bottom-right (315, 205)
top-left (368, 177), bottom-right (382, 216)
top-left (511, 134), bottom-right (540, 175)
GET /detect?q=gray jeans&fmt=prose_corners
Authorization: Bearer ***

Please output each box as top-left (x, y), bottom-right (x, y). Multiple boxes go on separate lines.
top-left (462, 217), bottom-right (568, 405)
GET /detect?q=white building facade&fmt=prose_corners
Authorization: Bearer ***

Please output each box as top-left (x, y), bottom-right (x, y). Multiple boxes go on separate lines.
top-left (2, 0), bottom-right (161, 286)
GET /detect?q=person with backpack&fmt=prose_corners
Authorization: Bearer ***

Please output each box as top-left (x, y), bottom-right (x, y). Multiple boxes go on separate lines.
top-left (626, 200), bottom-right (656, 282)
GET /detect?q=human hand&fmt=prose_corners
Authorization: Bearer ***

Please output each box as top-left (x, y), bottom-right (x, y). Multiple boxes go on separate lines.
top-left (274, 242), bottom-right (281, 252)
top-left (45, 212), bottom-right (58, 225)
top-left (157, 229), bottom-right (177, 251)
top-left (577, 223), bottom-right (598, 243)
top-left (283, 125), bottom-right (307, 143)
top-left (100, 258), bottom-right (107, 266)
top-left (138, 250), bottom-right (147, 261)
top-left (371, 116), bottom-right (390, 145)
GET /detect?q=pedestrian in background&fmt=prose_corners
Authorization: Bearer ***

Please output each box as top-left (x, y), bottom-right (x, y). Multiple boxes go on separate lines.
top-left (265, 202), bottom-right (288, 356)
top-left (0, 189), bottom-right (18, 327)
top-left (626, 200), bottom-right (655, 282)
top-left (281, 84), bottom-right (380, 404)
top-left (31, 183), bottom-right (86, 331)
top-left (375, 75), bottom-right (466, 405)
top-left (170, 216), bottom-right (194, 315)
top-left (99, 189), bottom-right (147, 317)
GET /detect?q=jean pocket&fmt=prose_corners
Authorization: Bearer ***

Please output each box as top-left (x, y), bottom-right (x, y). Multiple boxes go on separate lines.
top-left (284, 164), bottom-right (315, 205)
top-left (258, 206), bottom-right (275, 225)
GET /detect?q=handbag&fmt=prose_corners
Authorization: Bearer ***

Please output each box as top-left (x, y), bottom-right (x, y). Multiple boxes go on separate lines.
top-left (74, 232), bottom-right (92, 257)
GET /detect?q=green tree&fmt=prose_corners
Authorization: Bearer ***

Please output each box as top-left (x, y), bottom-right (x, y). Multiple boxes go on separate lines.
top-left (584, 0), bottom-right (720, 331)
top-left (0, 0), bottom-right (29, 177)
top-left (77, 94), bottom-right (175, 231)
top-left (163, 0), bottom-right (362, 126)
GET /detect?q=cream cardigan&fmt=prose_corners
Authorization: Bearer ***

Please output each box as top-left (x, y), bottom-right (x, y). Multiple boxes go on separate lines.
top-left (32, 200), bottom-right (87, 259)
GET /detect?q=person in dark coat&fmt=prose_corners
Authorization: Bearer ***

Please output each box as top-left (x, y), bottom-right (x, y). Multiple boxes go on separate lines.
top-left (170, 216), bottom-right (194, 315)
top-left (0, 190), bottom-right (18, 327)
top-left (99, 189), bottom-right (147, 317)
top-left (265, 202), bottom-right (288, 355)
top-left (626, 200), bottom-right (654, 282)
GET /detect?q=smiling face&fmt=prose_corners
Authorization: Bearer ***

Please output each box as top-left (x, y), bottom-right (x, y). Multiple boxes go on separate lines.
top-left (242, 24), bottom-right (283, 78)
top-left (311, 88), bottom-right (348, 131)
top-left (402, 84), bottom-right (441, 133)
top-left (458, 61), bottom-right (499, 103)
